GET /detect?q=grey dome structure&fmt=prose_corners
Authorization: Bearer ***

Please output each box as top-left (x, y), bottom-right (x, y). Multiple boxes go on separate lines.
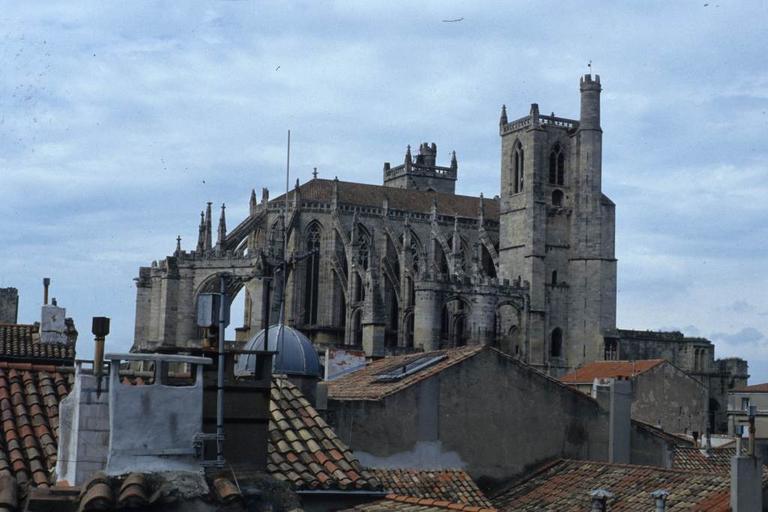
top-left (235, 324), bottom-right (322, 378)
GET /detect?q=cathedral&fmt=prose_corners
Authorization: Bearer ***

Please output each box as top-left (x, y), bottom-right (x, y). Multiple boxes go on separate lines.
top-left (133, 73), bottom-right (617, 375)
top-left (131, 73), bottom-right (748, 421)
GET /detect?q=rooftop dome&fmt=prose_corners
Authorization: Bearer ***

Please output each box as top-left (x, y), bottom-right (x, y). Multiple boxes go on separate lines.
top-left (235, 324), bottom-right (321, 378)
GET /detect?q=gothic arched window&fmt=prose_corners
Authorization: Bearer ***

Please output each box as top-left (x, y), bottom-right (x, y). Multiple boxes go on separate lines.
top-left (513, 141), bottom-right (524, 193)
top-left (549, 144), bottom-right (565, 185)
top-left (550, 327), bottom-right (563, 358)
top-left (303, 223), bottom-right (321, 325)
top-left (357, 230), bottom-right (370, 270)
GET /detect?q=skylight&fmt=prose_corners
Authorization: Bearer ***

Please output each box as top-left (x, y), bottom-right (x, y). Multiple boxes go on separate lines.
top-left (373, 354), bottom-right (447, 382)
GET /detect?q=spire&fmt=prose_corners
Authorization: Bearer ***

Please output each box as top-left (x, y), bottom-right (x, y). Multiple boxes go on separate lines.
top-left (175, 235), bottom-right (182, 256)
top-left (261, 187), bottom-right (269, 205)
top-left (404, 145), bottom-right (412, 171)
top-left (452, 214), bottom-right (460, 255)
top-left (478, 192), bottom-right (485, 226)
top-left (216, 203), bottom-right (227, 248)
top-left (312, 167), bottom-right (318, 180)
top-left (196, 210), bottom-right (205, 253)
top-left (204, 202), bottom-right (213, 251)
top-left (332, 176), bottom-right (339, 210)
top-left (250, 189), bottom-right (257, 215)
top-left (450, 150), bottom-right (457, 171)
top-left (499, 104), bottom-right (508, 126)
top-left (293, 178), bottom-right (300, 209)
top-left (530, 103), bottom-right (540, 128)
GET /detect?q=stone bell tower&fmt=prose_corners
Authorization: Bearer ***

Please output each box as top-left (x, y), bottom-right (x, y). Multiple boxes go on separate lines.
top-left (498, 74), bottom-right (616, 373)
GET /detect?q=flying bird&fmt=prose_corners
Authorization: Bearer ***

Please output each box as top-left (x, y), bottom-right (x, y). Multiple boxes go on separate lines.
top-left (442, 17), bottom-right (464, 23)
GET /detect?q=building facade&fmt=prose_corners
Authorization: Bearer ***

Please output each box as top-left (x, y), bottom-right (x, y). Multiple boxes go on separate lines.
top-left (133, 74), bottom-right (618, 374)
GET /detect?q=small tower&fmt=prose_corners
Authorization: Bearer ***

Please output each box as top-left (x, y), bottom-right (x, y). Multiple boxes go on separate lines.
top-left (382, 142), bottom-right (457, 194)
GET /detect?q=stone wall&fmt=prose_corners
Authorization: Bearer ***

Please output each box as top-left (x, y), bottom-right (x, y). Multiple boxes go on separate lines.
top-left (633, 362), bottom-right (708, 434)
top-left (329, 348), bottom-right (609, 485)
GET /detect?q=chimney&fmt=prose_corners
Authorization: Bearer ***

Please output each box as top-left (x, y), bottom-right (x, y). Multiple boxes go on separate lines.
top-left (609, 378), bottom-right (631, 464)
top-left (0, 287), bottom-right (19, 323)
top-left (40, 280), bottom-right (68, 344)
top-left (589, 489), bottom-right (612, 512)
top-left (651, 490), bottom-right (669, 512)
top-left (730, 406), bottom-right (763, 511)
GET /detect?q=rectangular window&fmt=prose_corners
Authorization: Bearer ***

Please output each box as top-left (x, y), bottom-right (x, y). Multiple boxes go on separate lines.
top-left (742, 397), bottom-right (750, 411)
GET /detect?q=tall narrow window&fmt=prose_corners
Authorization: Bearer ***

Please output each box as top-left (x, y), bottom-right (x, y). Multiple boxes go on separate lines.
top-left (549, 144), bottom-right (566, 185)
top-left (303, 223), bottom-right (321, 325)
top-left (550, 327), bottom-right (563, 358)
top-left (513, 141), bottom-right (524, 193)
top-left (551, 270), bottom-right (558, 286)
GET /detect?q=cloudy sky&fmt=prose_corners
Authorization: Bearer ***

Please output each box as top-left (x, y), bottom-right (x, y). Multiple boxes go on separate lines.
top-left (1, 1), bottom-right (766, 379)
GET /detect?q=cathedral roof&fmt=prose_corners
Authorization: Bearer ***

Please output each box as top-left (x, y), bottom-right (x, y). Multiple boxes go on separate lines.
top-left (273, 179), bottom-right (499, 221)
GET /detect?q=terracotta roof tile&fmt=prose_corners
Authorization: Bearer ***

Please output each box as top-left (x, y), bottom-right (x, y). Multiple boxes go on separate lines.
top-left (327, 346), bottom-right (484, 401)
top-left (0, 324), bottom-right (76, 365)
top-left (732, 382), bottom-right (768, 393)
top-left (560, 360), bottom-right (665, 384)
top-left (0, 364), bottom-right (74, 493)
top-left (343, 494), bottom-right (497, 512)
top-left (371, 469), bottom-right (492, 508)
top-left (267, 377), bottom-right (380, 491)
top-left (490, 459), bottom-right (755, 512)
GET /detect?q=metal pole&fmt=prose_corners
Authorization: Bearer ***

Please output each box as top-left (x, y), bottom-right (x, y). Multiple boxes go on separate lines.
top-left (279, 129), bottom-right (291, 351)
top-left (217, 274), bottom-right (226, 466)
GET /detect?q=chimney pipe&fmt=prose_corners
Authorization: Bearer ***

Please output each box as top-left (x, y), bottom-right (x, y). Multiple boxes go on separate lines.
top-left (91, 317), bottom-right (110, 397)
top-left (589, 489), bottom-right (612, 512)
top-left (651, 490), bottom-right (669, 512)
top-left (43, 277), bottom-right (50, 305)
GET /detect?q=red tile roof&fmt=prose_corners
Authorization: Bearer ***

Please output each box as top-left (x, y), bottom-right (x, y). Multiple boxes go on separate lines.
top-left (327, 346), bottom-right (484, 401)
top-left (370, 469), bottom-right (492, 508)
top-left (732, 382), bottom-right (768, 393)
top-left (491, 459), bottom-right (743, 512)
top-left (273, 179), bottom-right (500, 221)
top-left (0, 363), bottom-right (73, 493)
top-left (0, 324), bottom-right (76, 364)
top-left (267, 378), bottom-right (380, 491)
top-left (560, 360), bottom-right (665, 384)
top-left (344, 494), bottom-right (497, 512)
top-left (670, 446), bottom-right (740, 473)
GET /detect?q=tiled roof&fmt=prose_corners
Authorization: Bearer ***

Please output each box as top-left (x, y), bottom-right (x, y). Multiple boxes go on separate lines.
top-left (560, 359), bottom-right (665, 384)
top-left (0, 363), bottom-right (73, 492)
top-left (267, 377), bottom-right (381, 491)
top-left (491, 459), bottom-right (736, 512)
top-left (343, 494), bottom-right (496, 512)
top-left (670, 446), bottom-right (739, 473)
top-left (0, 324), bottom-right (76, 364)
top-left (370, 469), bottom-right (492, 508)
top-left (327, 346), bottom-right (484, 401)
top-left (732, 382), bottom-right (768, 393)
top-left (273, 179), bottom-right (500, 221)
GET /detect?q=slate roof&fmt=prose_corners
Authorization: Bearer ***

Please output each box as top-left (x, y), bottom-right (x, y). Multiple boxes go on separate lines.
top-left (560, 359), bottom-right (665, 384)
top-left (0, 363), bottom-right (73, 492)
top-left (732, 382), bottom-right (768, 393)
top-left (273, 179), bottom-right (500, 221)
top-left (267, 377), bottom-right (381, 491)
top-left (370, 469), bottom-right (492, 508)
top-left (491, 459), bottom-right (737, 512)
top-left (342, 494), bottom-right (496, 512)
top-left (0, 324), bottom-right (75, 364)
top-left (327, 346), bottom-right (484, 401)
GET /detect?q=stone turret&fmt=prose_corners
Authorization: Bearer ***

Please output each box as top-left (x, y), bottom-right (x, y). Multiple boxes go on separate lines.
top-left (383, 141), bottom-right (457, 194)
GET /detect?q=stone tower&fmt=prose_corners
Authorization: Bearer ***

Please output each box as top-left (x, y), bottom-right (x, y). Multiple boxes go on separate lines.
top-left (498, 74), bottom-right (616, 372)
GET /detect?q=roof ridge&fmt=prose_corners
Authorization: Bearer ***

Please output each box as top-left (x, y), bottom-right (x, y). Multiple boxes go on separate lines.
top-left (385, 493), bottom-right (496, 511)
top-left (556, 458), bottom-right (732, 477)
